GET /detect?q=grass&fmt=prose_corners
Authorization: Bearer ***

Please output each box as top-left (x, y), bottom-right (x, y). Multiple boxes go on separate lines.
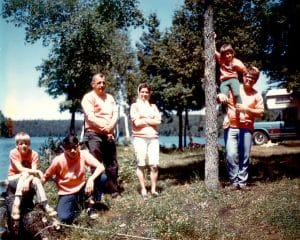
top-left (43, 145), bottom-right (300, 240)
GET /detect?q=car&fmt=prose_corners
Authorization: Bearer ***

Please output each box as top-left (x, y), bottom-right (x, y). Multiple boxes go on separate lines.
top-left (253, 120), bottom-right (300, 145)
top-left (252, 88), bottom-right (300, 145)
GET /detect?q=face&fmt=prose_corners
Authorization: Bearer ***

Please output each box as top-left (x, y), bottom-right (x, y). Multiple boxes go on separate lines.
top-left (16, 140), bottom-right (30, 155)
top-left (92, 75), bottom-right (106, 95)
top-left (222, 51), bottom-right (234, 63)
top-left (139, 87), bottom-right (150, 101)
top-left (63, 144), bottom-right (79, 159)
top-left (243, 73), bottom-right (257, 89)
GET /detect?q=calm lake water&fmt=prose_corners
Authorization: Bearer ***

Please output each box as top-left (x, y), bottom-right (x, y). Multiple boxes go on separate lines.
top-left (0, 136), bottom-right (224, 188)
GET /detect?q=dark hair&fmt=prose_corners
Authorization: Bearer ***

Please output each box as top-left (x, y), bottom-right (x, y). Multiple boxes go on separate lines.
top-left (247, 66), bottom-right (260, 82)
top-left (138, 83), bottom-right (152, 93)
top-left (220, 43), bottom-right (235, 56)
top-left (91, 72), bottom-right (106, 84)
top-left (62, 134), bottom-right (79, 148)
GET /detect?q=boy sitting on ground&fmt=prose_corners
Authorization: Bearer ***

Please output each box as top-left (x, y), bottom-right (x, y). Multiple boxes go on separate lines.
top-left (7, 132), bottom-right (56, 220)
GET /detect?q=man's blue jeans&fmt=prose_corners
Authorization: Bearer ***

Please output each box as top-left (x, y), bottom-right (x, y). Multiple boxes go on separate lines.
top-left (57, 173), bottom-right (107, 224)
top-left (224, 128), bottom-right (252, 185)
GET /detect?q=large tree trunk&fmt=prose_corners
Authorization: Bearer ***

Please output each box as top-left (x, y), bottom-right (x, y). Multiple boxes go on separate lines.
top-left (203, 1), bottom-right (220, 190)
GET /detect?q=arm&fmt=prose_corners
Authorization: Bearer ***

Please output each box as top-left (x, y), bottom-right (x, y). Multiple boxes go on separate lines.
top-left (145, 104), bottom-right (161, 126)
top-left (237, 95), bottom-right (264, 118)
top-left (234, 58), bottom-right (247, 75)
top-left (10, 151), bottom-right (43, 177)
top-left (213, 32), bottom-right (220, 61)
top-left (106, 97), bottom-right (118, 134)
top-left (84, 152), bottom-right (105, 195)
top-left (130, 104), bottom-right (148, 127)
top-left (41, 158), bottom-right (58, 184)
top-left (81, 95), bottom-right (108, 129)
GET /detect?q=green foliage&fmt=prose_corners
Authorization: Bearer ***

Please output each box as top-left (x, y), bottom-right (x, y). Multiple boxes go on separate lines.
top-left (1, 0), bottom-right (144, 133)
top-left (2, 0), bottom-right (299, 135)
top-left (0, 111), bottom-right (13, 137)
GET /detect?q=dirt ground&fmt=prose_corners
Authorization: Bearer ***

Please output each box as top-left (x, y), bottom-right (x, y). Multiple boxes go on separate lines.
top-left (251, 140), bottom-right (300, 157)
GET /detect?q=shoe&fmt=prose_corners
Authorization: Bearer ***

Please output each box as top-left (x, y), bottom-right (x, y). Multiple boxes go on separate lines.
top-left (52, 218), bottom-right (61, 230)
top-left (44, 205), bottom-right (57, 216)
top-left (226, 183), bottom-right (239, 191)
top-left (151, 191), bottom-right (159, 197)
top-left (239, 184), bottom-right (250, 191)
top-left (11, 204), bottom-right (20, 220)
top-left (87, 207), bottom-right (98, 219)
top-left (111, 192), bottom-right (119, 198)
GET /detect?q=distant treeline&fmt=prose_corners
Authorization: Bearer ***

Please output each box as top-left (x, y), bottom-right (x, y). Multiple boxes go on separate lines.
top-left (11, 114), bottom-right (207, 138)
top-left (13, 120), bottom-right (84, 137)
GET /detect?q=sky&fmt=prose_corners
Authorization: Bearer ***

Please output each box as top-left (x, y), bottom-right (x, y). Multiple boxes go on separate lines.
top-left (0, 0), bottom-right (267, 120)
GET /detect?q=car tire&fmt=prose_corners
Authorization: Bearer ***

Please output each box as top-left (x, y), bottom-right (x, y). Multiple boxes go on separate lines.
top-left (253, 131), bottom-right (269, 145)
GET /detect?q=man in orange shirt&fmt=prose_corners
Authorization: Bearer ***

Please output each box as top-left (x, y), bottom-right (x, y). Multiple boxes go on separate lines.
top-left (81, 72), bottom-right (119, 198)
top-left (218, 66), bottom-right (264, 190)
top-left (42, 134), bottom-right (107, 223)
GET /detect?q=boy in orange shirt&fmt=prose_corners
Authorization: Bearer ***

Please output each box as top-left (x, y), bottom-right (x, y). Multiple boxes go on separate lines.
top-left (215, 43), bottom-right (248, 120)
top-left (7, 132), bottom-right (56, 220)
top-left (42, 134), bottom-right (107, 223)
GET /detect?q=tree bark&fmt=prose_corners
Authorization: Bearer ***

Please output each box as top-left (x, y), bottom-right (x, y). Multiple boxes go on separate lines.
top-left (203, 1), bottom-right (220, 190)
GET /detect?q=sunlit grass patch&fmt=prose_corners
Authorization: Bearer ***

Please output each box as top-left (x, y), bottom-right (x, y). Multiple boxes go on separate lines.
top-left (38, 144), bottom-right (299, 240)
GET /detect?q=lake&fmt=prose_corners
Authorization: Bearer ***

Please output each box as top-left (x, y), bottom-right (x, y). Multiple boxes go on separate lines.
top-left (0, 136), bottom-right (224, 189)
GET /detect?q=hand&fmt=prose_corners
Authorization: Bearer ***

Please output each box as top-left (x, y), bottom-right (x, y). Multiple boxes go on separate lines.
top-left (100, 123), bottom-right (113, 134)
top-left (235, 103), bottom-right (247, 112)
top-left (85, 178), bottom-right (94, 196)
top-left (223, 116), bottom-right (230, 128)
top-left (33, 170), bottom-right (44, 179)
top-left (107, 133), bottom-right (115, 142)
top-left (217, 93), bottom-right (228, 104)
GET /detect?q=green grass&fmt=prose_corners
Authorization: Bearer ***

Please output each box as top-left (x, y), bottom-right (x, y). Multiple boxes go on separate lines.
top-left (43, 145), bottom-right (300, 240)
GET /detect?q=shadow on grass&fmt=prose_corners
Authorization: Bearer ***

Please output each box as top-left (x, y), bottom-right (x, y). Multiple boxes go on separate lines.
top-left (158, 151), bottom-right (300, 187)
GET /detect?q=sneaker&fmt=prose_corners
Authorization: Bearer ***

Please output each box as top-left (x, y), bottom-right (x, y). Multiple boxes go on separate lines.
top-left (151, 191), bottom-right (159, 197)
top-left (226, 183), bottom-right (239, 191)
top-left (52, 218), bottom-right (61, 230)
top-left (111, 192), bottom-right (119, 198)
top-left (239, 184), bottom-right (250, 191)
top-left (87, 207), bottom-right (98, 219)
top-left (44, 205), bottom-right (57, 216)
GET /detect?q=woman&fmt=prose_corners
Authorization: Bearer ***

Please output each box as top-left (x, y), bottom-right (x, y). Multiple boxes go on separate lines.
top-left (130, 83), bottom-right (161, 197)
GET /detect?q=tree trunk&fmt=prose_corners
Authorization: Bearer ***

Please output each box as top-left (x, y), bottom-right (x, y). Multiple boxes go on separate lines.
top-left (177, 109), bottom-right (183, 149)
top-left (184, 108), bottom-right (189, 148)
top-left (203, 1), bottom-right (220, 190)
top-left (70, 110), bottom-right (76, 135)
